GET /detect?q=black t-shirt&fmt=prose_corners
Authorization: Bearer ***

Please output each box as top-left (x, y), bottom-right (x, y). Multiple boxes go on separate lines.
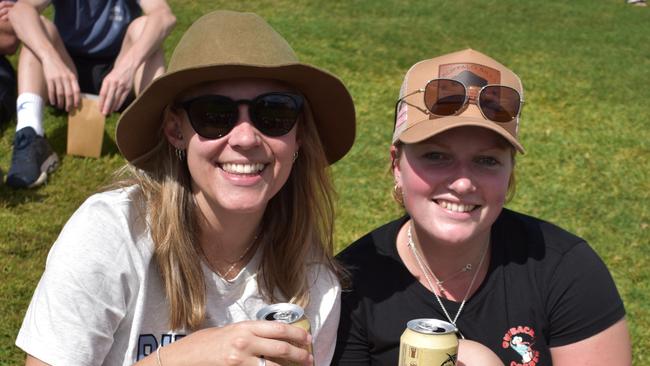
top-left (333, 209), bottom-right (625, 366)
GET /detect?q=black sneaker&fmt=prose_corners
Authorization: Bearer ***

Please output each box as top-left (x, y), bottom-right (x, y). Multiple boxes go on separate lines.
top-left (6, 127), bottom-right (59, 188)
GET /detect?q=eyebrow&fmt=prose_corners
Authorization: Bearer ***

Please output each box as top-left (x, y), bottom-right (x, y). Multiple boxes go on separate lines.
top-left (417, 141), bottom-right (509, 154)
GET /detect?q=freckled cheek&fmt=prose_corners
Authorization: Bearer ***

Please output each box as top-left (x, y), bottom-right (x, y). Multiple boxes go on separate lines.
top-left (401, 170), bottom-right (440, 197)
top-left (485, 176), bottom-right (510, 205)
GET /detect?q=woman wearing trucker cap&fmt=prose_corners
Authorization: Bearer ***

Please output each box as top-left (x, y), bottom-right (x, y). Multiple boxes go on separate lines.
top-left (334, 49), bottom-right (631, 365)
top-left (16, 10), bottom-right (355, 366)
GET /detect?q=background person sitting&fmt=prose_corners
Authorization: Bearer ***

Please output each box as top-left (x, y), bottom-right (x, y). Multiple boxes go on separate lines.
top-left (5, 0), bottom-right (176, 189)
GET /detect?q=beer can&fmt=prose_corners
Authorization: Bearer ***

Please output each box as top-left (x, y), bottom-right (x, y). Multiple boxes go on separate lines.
top-left (256, 303), bottom-right (313, 366)
top-left (398, 318), bottom-right (459, 366)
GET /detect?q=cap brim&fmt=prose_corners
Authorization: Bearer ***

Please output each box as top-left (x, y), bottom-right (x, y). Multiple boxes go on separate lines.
top-left (116, 63), bottom-right (355, 170)
top-left (398, 116), bottom-right (526, 153)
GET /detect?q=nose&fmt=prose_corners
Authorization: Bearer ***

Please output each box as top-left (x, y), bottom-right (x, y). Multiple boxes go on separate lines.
top-left (226, 104), bottom-right (261, 148)
top-left (447, 165), bottom-right (476, 194)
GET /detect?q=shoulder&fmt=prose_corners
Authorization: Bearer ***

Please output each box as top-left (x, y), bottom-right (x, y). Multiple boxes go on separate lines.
top-left (336, 215), bottom-right (407, 269)
top-left (306, 262), bottom-right (340, 291)
top-left (304, 263), bottom-right (340, 329)
top-left (48, 187), bottom-right (150, 271)
top-left (495, 209), bottom-right (586, 256)
top-left (61, 187), bottom-right (146, 240)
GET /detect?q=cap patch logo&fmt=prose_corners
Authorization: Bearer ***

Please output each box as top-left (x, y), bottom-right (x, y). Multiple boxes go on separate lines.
top-left (439, 63), bottom-right (500, 87)
top-left (454, 70), bottom-right (488, 88)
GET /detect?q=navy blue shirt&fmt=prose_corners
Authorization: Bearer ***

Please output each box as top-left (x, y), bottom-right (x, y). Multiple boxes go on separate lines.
top-left (52, 0), bottom-right (141, 59)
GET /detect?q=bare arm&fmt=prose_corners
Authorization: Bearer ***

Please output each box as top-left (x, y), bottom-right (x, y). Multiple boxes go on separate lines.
top-left (9, 0), bottom-right (80, 110)
top-left (118, 0), bottom-right (175, 71)
top-left (24, 321), bottom-right (313, 366)
top-left (98, 0), bottom-right (175, 114)
top-left (457, 339), bottom-right (504, 366)
top-left (8, 0), bottom-right (55, 61)
top-left (25, 355), bottom-right (48, 366)
top-left (132, 322), bottom-right (313, 366)
top-left (550, 318), bottom-right (631, 366)
top-left (0, 1), bottom-right (19, 54)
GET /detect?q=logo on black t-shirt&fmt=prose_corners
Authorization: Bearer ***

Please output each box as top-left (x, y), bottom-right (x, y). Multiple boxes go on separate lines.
top-left (502, 325), bottom-right (540, 366)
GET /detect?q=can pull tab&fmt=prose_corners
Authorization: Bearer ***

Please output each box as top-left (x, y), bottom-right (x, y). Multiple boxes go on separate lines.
top-left (416, 322), bottom-right (446, 334)
top-left (265, 310), bottom-right (300, 323)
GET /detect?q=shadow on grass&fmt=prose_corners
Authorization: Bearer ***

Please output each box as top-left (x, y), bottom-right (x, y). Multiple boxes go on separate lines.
top-left (0, 184), bottom-right (48, 207)
top-left (0, 110), bottom-right (119, 207)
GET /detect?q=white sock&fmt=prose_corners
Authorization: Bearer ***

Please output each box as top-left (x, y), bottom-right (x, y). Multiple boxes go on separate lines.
top-left (16, 92), bottom-right (45, 136)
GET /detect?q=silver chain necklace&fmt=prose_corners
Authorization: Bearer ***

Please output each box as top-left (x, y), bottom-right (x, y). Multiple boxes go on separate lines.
top-left (406, 223), bottom-right (489, 337)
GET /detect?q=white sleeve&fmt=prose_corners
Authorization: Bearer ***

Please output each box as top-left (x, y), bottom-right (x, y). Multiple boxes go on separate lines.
top-left (15, 192), bottom-right (142, 365)
top-left (305, 264), bottom-right (341, 366)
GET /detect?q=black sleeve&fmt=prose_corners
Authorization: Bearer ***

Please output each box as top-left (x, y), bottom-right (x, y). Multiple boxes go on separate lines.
top-left (544, 241), bottom-right (625, 347)
top-left (333, 287), bottom-right (371, 365)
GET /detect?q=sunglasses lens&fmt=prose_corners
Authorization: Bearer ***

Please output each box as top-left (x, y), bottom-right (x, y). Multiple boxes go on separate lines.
top-left (424, 79), bottom-right (466, 116)
top-left (186, 96), bottom-right (237, 138)
top-left (251, 93), bottom-right (302, 137)
top-left (479, 86), bottom-right (521, 122)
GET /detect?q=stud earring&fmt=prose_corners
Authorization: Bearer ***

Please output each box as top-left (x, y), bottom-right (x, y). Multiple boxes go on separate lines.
top-left (292, 151), bottom-right (299, 162)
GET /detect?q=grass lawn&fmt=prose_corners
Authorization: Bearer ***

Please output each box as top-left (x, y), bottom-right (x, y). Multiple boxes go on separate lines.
top-left (1, 0), bottom-right (648, 364)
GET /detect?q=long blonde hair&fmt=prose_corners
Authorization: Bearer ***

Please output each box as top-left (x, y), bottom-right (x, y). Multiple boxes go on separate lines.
top-left (113, 102), bottom-right (336, 331)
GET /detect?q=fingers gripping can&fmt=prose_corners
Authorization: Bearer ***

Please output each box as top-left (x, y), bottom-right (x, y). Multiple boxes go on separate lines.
top-left (256, 303), bottom-right (313, 366)
top-left (398, 319), bottom-right (459, 366)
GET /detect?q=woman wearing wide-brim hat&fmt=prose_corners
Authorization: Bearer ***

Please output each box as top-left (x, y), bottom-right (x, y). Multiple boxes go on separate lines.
top-left (16, 10), bottom-right (355, 366)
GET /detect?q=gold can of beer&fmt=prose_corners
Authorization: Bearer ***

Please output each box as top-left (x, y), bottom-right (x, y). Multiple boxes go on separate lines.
top-left (398, 318), bottom-right (459, 366)
top-left (256, 303), bottom-right (313, 366)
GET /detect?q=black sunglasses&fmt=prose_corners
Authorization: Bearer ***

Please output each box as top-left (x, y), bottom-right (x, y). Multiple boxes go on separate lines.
top-left (179, 92), bottom-right (304, 139)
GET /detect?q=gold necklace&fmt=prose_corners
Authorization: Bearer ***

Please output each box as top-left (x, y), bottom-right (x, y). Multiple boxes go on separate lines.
top-left (407, 223), bottom-right (489, 337)
top-left (202, 234), bottom-right (258, 283)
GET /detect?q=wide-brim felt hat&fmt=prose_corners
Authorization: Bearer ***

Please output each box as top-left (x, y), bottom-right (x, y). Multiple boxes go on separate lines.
top-left (116, 10), bottom-right (356, 170)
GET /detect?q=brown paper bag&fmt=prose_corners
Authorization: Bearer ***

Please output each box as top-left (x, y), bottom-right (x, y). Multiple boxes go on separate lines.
top-left (67, 94), bottom-right (105, 158)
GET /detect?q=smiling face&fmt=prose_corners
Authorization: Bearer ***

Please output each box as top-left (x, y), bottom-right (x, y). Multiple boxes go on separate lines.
top-left (164, 79), bottom-right (299, 219)
top-left (393, 126), bottom-right (514, 246)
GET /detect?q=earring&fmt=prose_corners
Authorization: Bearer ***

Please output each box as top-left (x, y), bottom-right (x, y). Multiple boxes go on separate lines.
top-left (392, 183), bottom-right (404, 205)
top-left (175, 148), bottom-right (186, 161)
top-left (292, 151), bottom-right (299, 162)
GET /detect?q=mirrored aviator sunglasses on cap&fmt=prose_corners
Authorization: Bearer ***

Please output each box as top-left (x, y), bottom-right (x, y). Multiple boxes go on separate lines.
top-left (395, 78), bottom-right (523, 123)
top-left (178, 92), bottom-right (304, 139)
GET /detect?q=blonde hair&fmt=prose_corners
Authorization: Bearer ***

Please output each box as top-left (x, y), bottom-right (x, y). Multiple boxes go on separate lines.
top-left (112, 103), bottom-right (336, 331)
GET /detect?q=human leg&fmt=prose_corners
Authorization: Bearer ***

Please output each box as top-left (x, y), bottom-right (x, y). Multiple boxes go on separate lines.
top-left (120, 16), bottom-right (165, 95)
top-left (8, 16), bottom-right (71, 188)
top-left (15, 15), bottom-right (77, 135)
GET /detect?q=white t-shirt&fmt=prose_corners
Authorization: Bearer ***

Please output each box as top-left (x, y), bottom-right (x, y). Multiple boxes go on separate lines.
top-left (16, 187), bottom-right (341, 366)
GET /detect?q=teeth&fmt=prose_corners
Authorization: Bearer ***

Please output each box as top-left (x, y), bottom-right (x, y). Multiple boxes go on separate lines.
top-left (438, 200), bottom-right (476, 213)
top-left (221, 163), bottom-right (265, 174)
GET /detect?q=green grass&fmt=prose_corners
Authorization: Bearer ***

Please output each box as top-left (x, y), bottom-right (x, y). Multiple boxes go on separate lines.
top-left (1, 0), bottom-right (648, 364)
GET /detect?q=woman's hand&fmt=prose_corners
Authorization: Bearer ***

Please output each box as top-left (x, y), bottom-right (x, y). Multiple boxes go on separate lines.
top-left (138, 320), bottom-right (314, 366)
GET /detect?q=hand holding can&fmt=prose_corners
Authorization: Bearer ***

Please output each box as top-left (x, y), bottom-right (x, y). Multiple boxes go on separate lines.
top-left (256, 303), bottom-right (314, 366)
top-left (399, 319), bottom-right (459, 366)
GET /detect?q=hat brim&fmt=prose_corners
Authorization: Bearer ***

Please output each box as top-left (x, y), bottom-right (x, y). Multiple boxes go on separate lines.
top-left (116, 63), bottom-right (355, 170)
top-left (398, 116), bottom-right (526, 153)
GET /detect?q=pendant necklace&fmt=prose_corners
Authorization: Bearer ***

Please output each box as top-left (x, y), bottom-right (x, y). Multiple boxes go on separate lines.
top-left (407, 223), bottom-right (489, 338)
top-left (202, 234), bottom-right (259, 283)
